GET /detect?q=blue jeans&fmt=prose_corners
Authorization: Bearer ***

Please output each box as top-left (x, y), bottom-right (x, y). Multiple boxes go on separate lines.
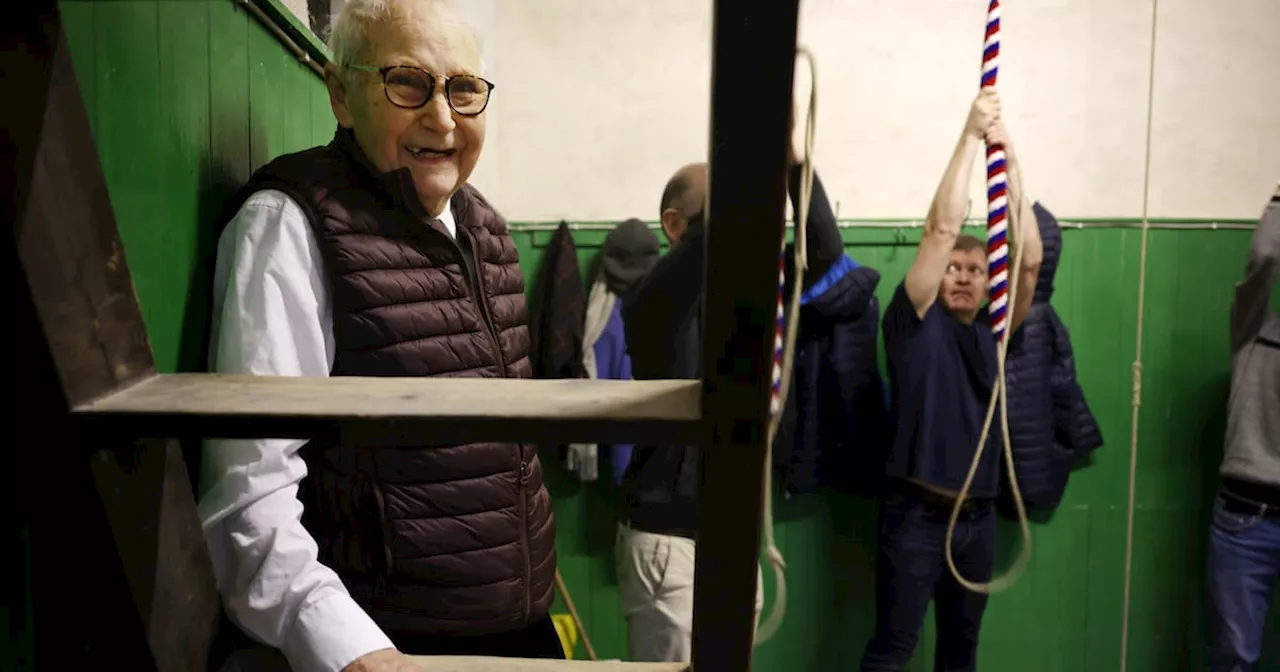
top-left (861, 489), bottom-right (997, 672)
top-left (1206, 493), bottom-right (1280, 672)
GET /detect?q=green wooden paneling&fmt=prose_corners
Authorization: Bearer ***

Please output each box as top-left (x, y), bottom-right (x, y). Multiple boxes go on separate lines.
top-left (210, 0), bottom-right (253, 188)
top-left (59, 0), bottom-right (335, 373)
top-left (52, 2), bottom-right (1279, 669)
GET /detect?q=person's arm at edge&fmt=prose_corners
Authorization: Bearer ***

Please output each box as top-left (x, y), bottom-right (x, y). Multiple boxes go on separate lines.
top-left (1229, 188), bottom-right (1280, 352)
top-left (199, 191), bottom-right (401, 672)
top-left (788, 164), bottom-right (844, 285)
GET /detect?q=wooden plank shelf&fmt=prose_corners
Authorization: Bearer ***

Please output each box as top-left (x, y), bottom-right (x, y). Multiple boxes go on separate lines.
top-left (71, 373), bottom-right (703, 446)
top-left (407, 657), bottom-right (688, 672)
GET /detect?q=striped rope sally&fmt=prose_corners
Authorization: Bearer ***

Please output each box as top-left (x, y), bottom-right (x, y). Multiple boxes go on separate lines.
top-left (943, 0), bottom-right (1034, 595)
top-left (983, 0), bottom-right (1011, 341)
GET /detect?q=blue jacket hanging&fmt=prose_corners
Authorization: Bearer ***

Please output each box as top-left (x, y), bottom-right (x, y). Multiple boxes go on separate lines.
top-left (772, 252), bottom-right (888, 497)
top-left (1002, 203), bottom-right (1104, 512)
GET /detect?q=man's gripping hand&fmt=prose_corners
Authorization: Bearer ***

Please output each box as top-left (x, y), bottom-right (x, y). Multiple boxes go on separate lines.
top-left (966, 87), bottom-right (1001, 141)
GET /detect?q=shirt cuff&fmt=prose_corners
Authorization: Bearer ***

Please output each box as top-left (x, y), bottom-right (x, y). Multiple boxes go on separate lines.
top-left (280, 591), bottom-right (395, 672)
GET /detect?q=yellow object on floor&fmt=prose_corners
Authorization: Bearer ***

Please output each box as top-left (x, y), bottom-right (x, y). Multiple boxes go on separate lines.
top-left (551, 613), bottom-right (578, 660)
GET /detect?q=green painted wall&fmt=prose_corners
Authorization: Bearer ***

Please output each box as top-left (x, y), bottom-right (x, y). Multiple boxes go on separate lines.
top-left (61, 0), bottom-right (333, 374)
top-left (54, 1), bottom-right (1277, 669)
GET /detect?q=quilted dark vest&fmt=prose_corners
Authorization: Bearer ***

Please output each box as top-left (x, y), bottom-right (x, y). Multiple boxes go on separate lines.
top-left (234, 129), bottom-right (556, 638)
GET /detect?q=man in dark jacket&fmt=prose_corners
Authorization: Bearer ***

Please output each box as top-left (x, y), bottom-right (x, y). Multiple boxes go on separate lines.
top-left (199, 2), bottom-right (560, 671)
top-left (615, 131), bottom-right (847, 661)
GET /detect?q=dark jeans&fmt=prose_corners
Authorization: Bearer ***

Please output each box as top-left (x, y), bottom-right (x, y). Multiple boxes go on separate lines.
top-left (1206, 492), bottom-right (1280, 672)
top-left (861, 488), bottom-right (997, 672)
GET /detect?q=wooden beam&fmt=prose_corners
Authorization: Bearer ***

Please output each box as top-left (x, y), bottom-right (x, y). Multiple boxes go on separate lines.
top-left (73, 374), bottom-right (703, 446)
top-left (694, 1), bottom-right (801, 671)
top-left (3, 3), bottom-right (219, 670)
top-left (407, 657), bottom-right (688, 672)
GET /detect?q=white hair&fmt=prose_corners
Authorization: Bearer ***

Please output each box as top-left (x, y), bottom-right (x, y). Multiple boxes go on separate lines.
top-left (329, 0), bottom-right (486, 75)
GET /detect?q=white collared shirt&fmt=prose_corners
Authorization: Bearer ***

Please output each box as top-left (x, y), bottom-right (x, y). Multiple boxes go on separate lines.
top-left (197, 189), bottom-right (457, 672)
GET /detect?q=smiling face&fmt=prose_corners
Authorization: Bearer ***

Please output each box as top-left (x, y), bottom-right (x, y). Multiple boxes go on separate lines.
top-left (939, 242), bottom-right (988, 324)
top-left (326, 1), bottom-right (485, 216)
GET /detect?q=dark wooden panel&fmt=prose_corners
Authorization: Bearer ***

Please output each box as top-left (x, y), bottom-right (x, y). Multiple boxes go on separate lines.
top-left (14, 5), bottom-right (154, 408)
top-left (3, 4), bottom-right (220, 670)
top-left (694, 2), bottom-right (801, 671)
top-left (90, 438), bottom-right (222, 672)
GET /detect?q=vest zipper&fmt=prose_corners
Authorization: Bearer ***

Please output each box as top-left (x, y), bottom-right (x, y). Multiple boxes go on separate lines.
top-left (519, 454), bottom-right (531, 622)
top-left (435, 222), bottom-right (508, 376)
top-left (367, 449), bottom-right (393, 601)
top-left (441, 224), bottom-right (527, 619)
top-left (464, 238), bottom-right (508, 376)
top-left (475, 237), bottom-right (527, 621)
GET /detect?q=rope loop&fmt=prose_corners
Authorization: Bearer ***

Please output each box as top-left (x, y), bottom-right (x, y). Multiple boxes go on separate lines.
top-left (943, 0), bottom-right (1033, 595)
top-left (756, 46), bottom-right (817, 648)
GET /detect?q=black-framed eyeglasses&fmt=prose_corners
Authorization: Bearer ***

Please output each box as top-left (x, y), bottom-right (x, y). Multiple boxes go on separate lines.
top-left (348, 64), bottom-right (495, 116)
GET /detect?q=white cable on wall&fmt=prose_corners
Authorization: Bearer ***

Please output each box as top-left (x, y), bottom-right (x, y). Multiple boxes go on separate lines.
top-left (1120, 0), bottom-right (1162, 668)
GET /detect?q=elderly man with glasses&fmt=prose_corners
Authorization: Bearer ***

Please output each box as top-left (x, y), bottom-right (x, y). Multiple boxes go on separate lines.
top-left (199, 1), bottom-right (560, 671)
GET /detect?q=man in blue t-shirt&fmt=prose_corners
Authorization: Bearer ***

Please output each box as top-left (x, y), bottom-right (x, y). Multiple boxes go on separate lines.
top-left (860, 88), bottom-right (1044, 671)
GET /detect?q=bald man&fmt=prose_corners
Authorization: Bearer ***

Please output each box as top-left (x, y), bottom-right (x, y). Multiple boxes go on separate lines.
top-left (614, 143), bottom-right (846, 661)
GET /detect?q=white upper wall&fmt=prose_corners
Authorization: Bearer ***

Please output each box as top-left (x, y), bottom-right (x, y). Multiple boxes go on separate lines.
top-left (279, 0), bottom-right (310, 25)
top-left (407, 0), bottom-right (1280, 221)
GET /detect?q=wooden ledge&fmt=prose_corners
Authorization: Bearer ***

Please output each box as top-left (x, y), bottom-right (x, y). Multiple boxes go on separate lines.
top-left (72, 373), bottom-right (702, 446)
top-left (408, 657), bottom-right (688, 671)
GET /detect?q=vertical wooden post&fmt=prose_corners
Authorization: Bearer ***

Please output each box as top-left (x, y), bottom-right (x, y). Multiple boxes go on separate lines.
top-left (694, 2), bottom-right (801, 671)
top-left (2, 3), bottom-right (220, 669)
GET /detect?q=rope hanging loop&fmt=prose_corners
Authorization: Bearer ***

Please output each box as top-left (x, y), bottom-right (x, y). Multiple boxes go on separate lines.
top-left (755, 46), bottom-right (818, 647)
top-left (942, 0), bottom-right (1034, 596)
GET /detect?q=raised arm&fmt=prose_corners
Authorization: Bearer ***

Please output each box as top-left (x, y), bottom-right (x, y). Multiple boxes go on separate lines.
top-left (785, 94), bottom-right (844, 284)
top-left (905, 88), bottom-right (1001, 318)
top-left (1230, 188), bottom-right (1280, 351)
top-left (987, 118), bottom-right (1043, 334)
top-left (787, 166), bottom-right (842, 285)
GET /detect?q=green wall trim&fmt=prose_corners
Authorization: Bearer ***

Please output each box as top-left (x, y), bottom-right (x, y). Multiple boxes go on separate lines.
top-left (511, 222), bottom-right (1258, 250)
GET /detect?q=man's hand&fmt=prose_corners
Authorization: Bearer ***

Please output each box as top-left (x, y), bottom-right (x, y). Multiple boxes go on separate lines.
top-left (343, 648), bottom-right (422, 672)
top-left (985, 117), bottom-right (1012, 152)
top-left (965, 87), bottom-right (1001, 141)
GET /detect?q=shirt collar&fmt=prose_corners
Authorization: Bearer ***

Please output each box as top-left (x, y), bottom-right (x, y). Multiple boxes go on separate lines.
top-left (332, 127), bottom-right (460, 238)
top-left (436, 201), bottom-right (458, 238)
